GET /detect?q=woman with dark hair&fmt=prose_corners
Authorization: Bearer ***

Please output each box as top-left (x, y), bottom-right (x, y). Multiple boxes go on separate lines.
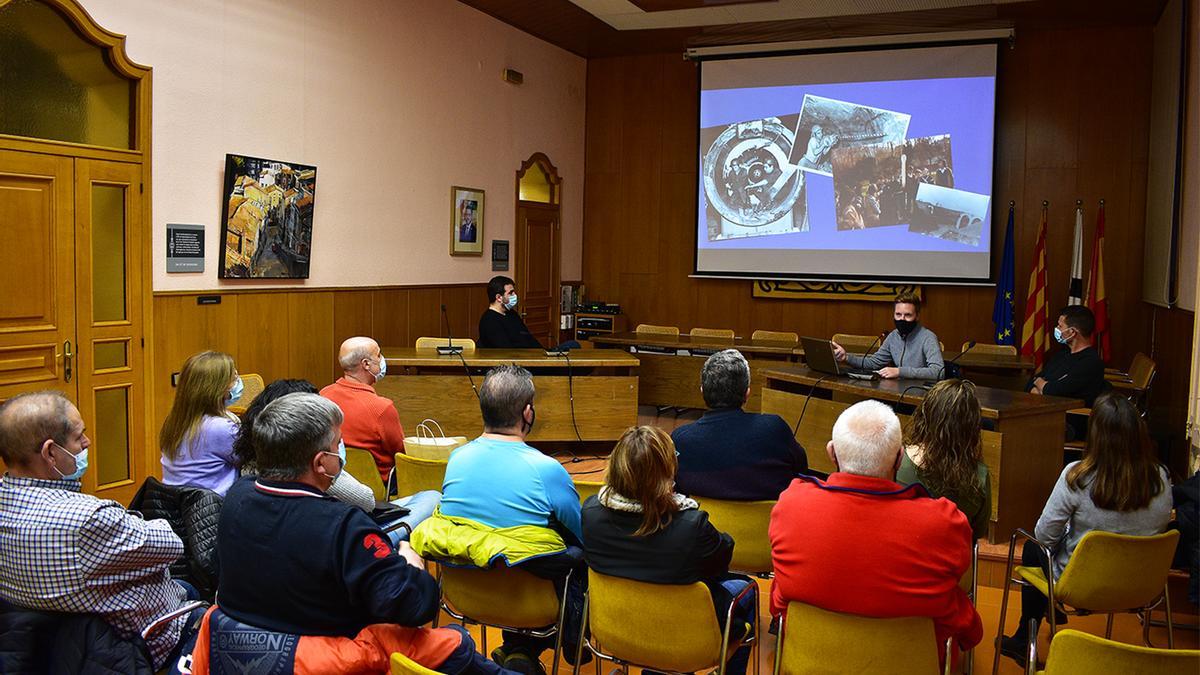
top-left (582, 426), bottom-right (755, 675)
top-left (999, 393), bottom-right (1172, 666)
top-left (898, 379), bottom-right (991, 540)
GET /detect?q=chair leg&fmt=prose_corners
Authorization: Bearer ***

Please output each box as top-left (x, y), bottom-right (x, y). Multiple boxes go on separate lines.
top-left (773, 611), bottom-right (786, 675)
top-left (991, 577), bottom-right (1014, 675)
top-left (1104, 614), bottom-right (1114, 640)
top-left (753, 588), bottom-right (761, 675)
top-left (574, 594), bottom-right (589, 675)
top-left (1143, 609), bottom-right (1152, 647)
top-left (481, 624), bottom-right (487, 656)
top-left (1165, 583), bottom-right (1175, 649)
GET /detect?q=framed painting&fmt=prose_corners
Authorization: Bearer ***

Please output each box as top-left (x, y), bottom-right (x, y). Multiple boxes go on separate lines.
top-left (219, 153), bottom-right (316, 278)
top-left (451, 186), bottom-right (484, 256)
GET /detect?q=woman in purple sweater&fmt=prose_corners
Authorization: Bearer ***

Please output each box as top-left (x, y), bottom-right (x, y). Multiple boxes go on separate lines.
top-left (159, 351), bottom-right (242, 496)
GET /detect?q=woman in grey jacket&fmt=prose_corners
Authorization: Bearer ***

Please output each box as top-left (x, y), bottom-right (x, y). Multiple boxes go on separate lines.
top-left (999, 393), bottom-right (1172, 666)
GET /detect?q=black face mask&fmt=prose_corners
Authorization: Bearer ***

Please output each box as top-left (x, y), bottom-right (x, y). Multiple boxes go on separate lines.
top-left (521, 405), bottom-right (536, 434)
top-left (894, 318), bottom-right (918, 338)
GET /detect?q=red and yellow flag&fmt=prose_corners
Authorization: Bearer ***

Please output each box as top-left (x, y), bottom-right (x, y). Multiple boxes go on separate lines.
top-left (1020, 205), bottom-right (1050, 368)
top-left (1085, 202), bottom-right (1110, 362)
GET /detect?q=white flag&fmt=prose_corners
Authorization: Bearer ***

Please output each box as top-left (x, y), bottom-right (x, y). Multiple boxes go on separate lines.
top-left (1068, 205), bottom-right (1084, 305)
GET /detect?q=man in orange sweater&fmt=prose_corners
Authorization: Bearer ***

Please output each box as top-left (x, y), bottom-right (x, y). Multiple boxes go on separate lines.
top-left (321, 336), bottom-right (404, 483)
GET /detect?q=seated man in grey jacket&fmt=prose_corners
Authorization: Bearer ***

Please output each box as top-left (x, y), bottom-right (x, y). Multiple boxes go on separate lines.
top-left (832, 292), bottom-right (944, 380)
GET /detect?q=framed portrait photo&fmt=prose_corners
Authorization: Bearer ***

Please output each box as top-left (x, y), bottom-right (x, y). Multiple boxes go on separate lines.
top-left (451, 186), bottom-right (484, 256)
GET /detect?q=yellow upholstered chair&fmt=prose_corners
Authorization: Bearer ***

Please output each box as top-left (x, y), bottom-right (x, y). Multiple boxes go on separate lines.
top-left (416, 336), bottom-right (476, 351)
top-left (573, 479), bottom-right (603, 505)
top-left (576, 569), bottom-right (754, 675)
top-left (964, 343), bottom-right (1018, 357)
top-left (1034, 628), bottom-right (1200, 675)
top-left (634, 324), bottom-right (680, 337)
top-left (227, 373), bottom-right (265, 416)
top-left (751, 330), bottom-right (799, 344)
top-left (993, 529), bottom-right (1180, 675)
top-left (394, 452), bottom-right (448, 498)
top-left (774, 601), bottom-right (950, 675)
top-left (439, 564), bottom-right (568, 674)
top-left (345, 446), bottom-right (387, 501)
top-left (390, 650), bottom-right (444, 675)
top-left (831, 333), bottom-right (879, 353)
top-left (689, 327), bottom-right (735, 340)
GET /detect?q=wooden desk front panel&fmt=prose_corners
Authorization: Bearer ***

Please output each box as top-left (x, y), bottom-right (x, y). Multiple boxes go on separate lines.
top-left (375, 374), bottom-right (637, 441)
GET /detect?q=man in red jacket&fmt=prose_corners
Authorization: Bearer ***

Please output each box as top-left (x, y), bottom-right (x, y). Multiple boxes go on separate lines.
top-left (321, 336), bottom-right (404, 483)
top-left (769, 399), bottom-right (982, 665)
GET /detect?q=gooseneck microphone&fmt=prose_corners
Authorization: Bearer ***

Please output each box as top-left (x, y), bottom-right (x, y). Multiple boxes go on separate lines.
top-left (437, 304), bottom-right (463, 355)
top-left (924, 340), bottom-right (977, 386)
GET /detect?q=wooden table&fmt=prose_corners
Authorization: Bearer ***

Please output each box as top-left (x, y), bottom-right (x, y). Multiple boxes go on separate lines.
top-left (376, 348), bottom-right (639, 442)
top-left (592, 332), bottom-right (801, 411)
top-left (760, 366), bottom-right (1081, 543)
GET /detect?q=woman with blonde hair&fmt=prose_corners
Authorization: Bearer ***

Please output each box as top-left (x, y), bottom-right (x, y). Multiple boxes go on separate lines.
top-left (159, 351), bottom-right (242, 496)
top-left (582, 426), bottom-right (755, 675)
top-left (899, 378), bottom-right (991, 540)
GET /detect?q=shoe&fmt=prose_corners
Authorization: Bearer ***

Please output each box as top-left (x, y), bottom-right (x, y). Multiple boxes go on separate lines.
top-left (493, 648), bottom-right (547, 675)
top-left (998, 635), bottom-right (1029, 669)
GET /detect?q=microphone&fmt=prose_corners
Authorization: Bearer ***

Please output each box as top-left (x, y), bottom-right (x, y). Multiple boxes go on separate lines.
top-left (924, 340), bottom-right (976, 386)
top-left (842, 333), bottom-right (882, 376)
top-left (437, 304), bottom-right (463, 355)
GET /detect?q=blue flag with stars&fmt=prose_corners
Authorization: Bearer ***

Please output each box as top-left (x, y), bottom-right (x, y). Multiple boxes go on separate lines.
top-left (993, 205), bottom-right (1016, 344)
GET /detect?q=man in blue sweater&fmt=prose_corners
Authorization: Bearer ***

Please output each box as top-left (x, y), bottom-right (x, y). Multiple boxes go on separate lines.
top-left (673, 349), bottom-right (809, 501)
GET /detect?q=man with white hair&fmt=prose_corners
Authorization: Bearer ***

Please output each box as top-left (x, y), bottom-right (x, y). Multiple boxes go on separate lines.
top-left (321, 336), bottom-right (402, 482)
top-left (768, 399), bottom-right (982, 665)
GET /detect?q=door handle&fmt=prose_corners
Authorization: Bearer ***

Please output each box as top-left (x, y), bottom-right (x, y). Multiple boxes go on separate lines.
top-left (63, 340), bottom-right (73, 383)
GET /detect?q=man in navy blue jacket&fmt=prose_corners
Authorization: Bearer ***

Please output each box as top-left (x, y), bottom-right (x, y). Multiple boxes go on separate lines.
top-left (216, 393), bottom-right (505, 674)
top-left (672, 349), bottom-right (810, 501)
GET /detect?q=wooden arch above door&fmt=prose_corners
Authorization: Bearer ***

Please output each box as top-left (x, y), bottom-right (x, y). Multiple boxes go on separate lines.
top-left (514, 154), bottom-right (563, 347)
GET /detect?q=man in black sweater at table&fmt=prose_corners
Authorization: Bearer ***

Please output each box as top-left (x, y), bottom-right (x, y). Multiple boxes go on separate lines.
top-left (1027, 305), bottom-right (1110, 440)
top-left (478, 275), bottom-right (543, 349)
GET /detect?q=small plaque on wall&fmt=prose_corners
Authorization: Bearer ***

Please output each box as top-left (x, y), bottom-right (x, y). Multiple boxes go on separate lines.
top-left (166, 223), bottom-right (205, 273)
top-left (492, 239), bottom-right (509, 271)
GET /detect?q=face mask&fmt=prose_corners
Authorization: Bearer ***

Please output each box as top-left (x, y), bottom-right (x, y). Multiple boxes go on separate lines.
top-left (226, 376), bottom-right (244, 406)
top-left (1054, 327), bottom-right (1070, 344)
top-left (894, 318), bottom-right (918, 338)
top-left (52, 442), bottom-right (88, 481)
top-left (521, 405), bottom-right (536, 434)
top-left (323, 441), bottom-right (347, 483)
top-left (505, 293), bottom-right (519, 310)
top-left (374, 356), bottom-right (387, 381)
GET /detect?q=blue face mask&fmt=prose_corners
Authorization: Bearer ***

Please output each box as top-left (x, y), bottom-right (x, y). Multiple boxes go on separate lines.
top-left (53, 442), bottom-right (88, 481)
top-left (1053, 327), bottom-right (1070, 344)
top-left (323, 440), bottom-right (347, 483)
top-left (505, 293), bottom-right (519, 310)
top-left (226, 376), bottom-right (244, 406)
top-left (375, 356), bottom-right (387, 381)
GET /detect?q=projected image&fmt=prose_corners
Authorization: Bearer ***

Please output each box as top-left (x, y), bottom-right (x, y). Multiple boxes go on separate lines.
top-left (909, 183), bottom-right (990, 247)
top-left (795, 95), bottom-right (911, 176)
top-left (832, 140), bottom-right (904, 230)
top-left (701, 116), bottom-right (807, 241)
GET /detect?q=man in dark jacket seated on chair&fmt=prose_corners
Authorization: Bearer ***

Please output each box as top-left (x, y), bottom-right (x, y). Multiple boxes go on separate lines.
top-left (215, 392), bottom-right (507, 674)
top-left (672, 349), bottom-right (811, 501)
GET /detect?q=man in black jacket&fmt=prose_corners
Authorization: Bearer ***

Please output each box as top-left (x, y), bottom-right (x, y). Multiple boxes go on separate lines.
top-left (1027, 305), bottom-right (1109, 440)
top-left (478, 276), bottom-right (543, 349)
top-left (215, 393), bottom-right (504, 674)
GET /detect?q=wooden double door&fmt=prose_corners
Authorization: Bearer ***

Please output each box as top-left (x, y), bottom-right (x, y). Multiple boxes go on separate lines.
top-left (0, 149), bottom-right (146, 504)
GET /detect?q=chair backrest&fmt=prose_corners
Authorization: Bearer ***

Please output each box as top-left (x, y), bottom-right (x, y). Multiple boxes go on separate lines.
top-left (751, 329), bottom-right (799, 344)
top-left (831, 333), bottom-right (879, 352)
top-left (966, 343), bottom-right (1018, 357)
top-left (1042, 628), bottom-right (1200, 675)
top-left (689, 327), bottom-right (735, 340)
top-left (415, 336), bottom-right (476, 351)
top-left (573, 479), bottom-right (603, 505)
top-left (394, 452), bottom-right (449, 497)
top-left (440, 564), bottom-right (560, 628)
top-left (587, 569), bottom-right (722, 673)
top-left (696, 498), bottom-right (775, 575)
top-left (777, 602), bottom-right (940, 675)
top-left (228, 373), bottom-right (265, 416)
top-left (635, 324), bottom-right (680, 337)
top-left (345, 446), bottom-right (387, 501)
top-left (1126, 352), bottom-right (1156, 390)
top-left (1055, 529), bottom-right (1179, 611)
top-left (390, 651), bottom-right (443, 675)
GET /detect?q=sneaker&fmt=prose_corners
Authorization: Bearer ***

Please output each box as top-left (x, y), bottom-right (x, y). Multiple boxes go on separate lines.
top-left (997, 635), bottom-right (1029, 669)
top-left (494, 649), bottom-right (547, 675)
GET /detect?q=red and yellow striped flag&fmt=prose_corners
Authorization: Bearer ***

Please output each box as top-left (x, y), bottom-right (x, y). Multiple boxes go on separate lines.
top-left (1020, 206), bottom-right (1050, 368)
top-left (1085, 202), bottom-right (1110, 361)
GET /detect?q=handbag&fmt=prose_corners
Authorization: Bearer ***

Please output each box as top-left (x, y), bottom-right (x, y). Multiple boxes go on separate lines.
top-left (403, 419), bottom-right (468, 460)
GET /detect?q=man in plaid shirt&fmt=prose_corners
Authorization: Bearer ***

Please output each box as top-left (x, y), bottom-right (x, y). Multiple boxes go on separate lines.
top-left (0, 391), bottom-right (198, 669)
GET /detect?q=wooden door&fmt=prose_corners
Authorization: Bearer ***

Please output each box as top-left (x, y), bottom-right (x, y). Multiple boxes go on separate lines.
top-left (73, 159), bottom-right (145, 504)
top-left (516, 203), bottom-right (561, 348)
top-left (0, 149), bottom-right (77, 409)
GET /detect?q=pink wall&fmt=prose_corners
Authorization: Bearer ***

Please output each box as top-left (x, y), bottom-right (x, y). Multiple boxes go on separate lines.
top-left (80, 0), bottom-right (586, 291)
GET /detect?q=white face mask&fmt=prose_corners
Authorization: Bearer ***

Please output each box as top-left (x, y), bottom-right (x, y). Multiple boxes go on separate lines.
top-left (504, 293), bottom-right (518, 310)
top-left (374, 355), bottom-right (387, 380)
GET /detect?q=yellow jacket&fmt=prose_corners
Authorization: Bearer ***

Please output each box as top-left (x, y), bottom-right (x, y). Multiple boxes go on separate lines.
top-left (410, 509), bottom-right (566, 567)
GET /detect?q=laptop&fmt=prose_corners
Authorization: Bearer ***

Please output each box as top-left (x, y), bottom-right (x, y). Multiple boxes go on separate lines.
top-left (799, 336), bottom-right (880, 380)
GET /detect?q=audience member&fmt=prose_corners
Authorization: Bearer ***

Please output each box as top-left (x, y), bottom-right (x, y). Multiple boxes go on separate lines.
top-left (321, 336), bottom-right (406, 483)
top-left (769, 400), bottom-right (981, 666)
top-left (898, 379), bottom-right (992, 540)
top-left (0, 392), bottom-right (204, 670)
top-left (999, 393), bottom-right (1172, 667)
top-left (478, 275), bottom-right (543, 349)
top-left (236, 378), bottom-right (438, 543)
top-left (672, 349), bottom-right (808, 500)
top-left (583, 426), bottom-right (755, 675)
top-left (832, 292), bottom-right (944, 380)
top-left (411, 365), bottom-right (585, 674)
top-left (216, 393), bottom-right (503, 674)
top-left (159, 350), bottom-right (241, 496)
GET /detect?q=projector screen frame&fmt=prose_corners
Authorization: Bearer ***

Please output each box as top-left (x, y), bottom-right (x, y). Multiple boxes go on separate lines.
top-left (691, 38), bottom-right (1005, 286)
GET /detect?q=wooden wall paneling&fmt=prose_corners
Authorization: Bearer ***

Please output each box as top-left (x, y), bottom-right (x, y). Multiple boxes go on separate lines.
top-left (333, 290), bottom-right (375, 381)
top-left (1023, 30), bottom-right (1082, 171)
top-left (620, 54), bottom-right (666, 276)
top-left (439, 286), bottom-right (476, 340)
top-left (287, 292), bottom-right (335, 388)
top-left (1150, 306), bottom-right (1197, 476)
top-left (660, 55), bottom-right (699, 175)
top-left (581, 173), bottom-right (621, 300)
top-left (406, 288), bottom-right (445, 346)
top-left (235, 293), bottom-right (291, 384)
top-left (371, 289), bottom-right (410, 350)
top-left (585, 57), bottom-right (624, 174)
